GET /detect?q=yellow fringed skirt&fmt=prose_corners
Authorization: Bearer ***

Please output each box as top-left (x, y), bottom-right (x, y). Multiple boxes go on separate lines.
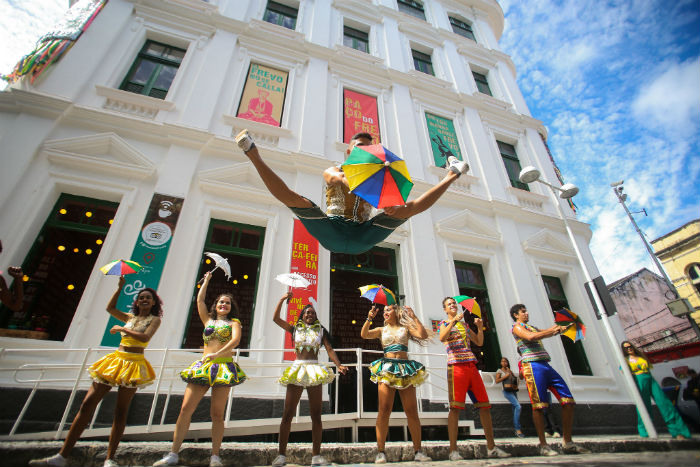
top-left (180, 357), bottom-right (247, 387)
top-left (279, 360), bottom-right (335, 387)
top-left (89, 350), bottom-right (155, 388)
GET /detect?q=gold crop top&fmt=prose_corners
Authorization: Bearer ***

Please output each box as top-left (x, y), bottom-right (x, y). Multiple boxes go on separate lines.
top-left (381, 326), bottom-right (409, 349)
top-left (120, 314), bottom-right (154, 348)
top-left (325, 182), bottom-right (372, 222)
top-left (203, 319), bottom-right (240, 344)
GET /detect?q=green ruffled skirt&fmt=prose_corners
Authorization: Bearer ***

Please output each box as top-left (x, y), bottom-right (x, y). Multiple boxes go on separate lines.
top-left (279, 360), bottom-right (335, 387)
top-left (369, 357), bottom-right (427, 389)
top-left (180, 357), bottom-right (247, 387)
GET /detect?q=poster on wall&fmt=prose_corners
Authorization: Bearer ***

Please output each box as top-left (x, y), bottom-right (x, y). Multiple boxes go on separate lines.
top-left (343, 89), bottom-right (381, 144)
top-left (236, 62), bottom-right (288, 127)
top-left (284, 219), bottom-right (320, 360)
top-left (100, 194), bottom-right (184, 346)
top-left (425, 112), bottom-right (463, 168)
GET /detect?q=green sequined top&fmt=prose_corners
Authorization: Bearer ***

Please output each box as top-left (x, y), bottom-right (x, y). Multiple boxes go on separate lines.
top-left (294, 322), bottom-right (323, 353)
top-left (203, 318), bottom-right (240, 344)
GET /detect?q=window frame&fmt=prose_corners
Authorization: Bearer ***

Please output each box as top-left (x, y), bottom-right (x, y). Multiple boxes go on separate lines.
top-left (472, 71), bottom-right (492, 96)
top-left (449, 16), bottom-right (476, 41)
top-left (119, 40), bottom-right (186, 100)
top-left (343, 25), bottom-right (369, 53)
top-left (263, 1), bottom-right (298, 30)
top-left (412, 49), bottom-right (434, 76)
top-left (497, 140), bottom-right (529, 191)
top-left (397, 0), bottom-right (426, 20)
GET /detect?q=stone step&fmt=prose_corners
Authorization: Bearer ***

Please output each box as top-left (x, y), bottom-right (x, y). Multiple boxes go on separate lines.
top-left (2, 435), bottom-right (698, 467)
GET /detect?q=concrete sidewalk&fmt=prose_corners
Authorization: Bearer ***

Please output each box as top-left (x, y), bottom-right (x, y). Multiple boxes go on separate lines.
top-left (1, 435), bottom-right (698, 467)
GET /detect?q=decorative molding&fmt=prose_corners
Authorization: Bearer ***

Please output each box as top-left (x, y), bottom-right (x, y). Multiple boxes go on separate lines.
top-left (42, 132), bottom-right (156, 180)
top-left (96, 85), bottom-right (175, 119)
top-left (507, 186), bottom-right (546, 211)
top-left (332, 0), bottom-right (381, 25)
top-left (133, 2), bottom-right (217, 39)
top-left (436, 208), bottom-right (502, 247)
top-left (522, 228), bottom-right (577, 261)
top-left (428, 166), bottom-right (477, 193)
top-left (222, 115), bottom-right (293, 147)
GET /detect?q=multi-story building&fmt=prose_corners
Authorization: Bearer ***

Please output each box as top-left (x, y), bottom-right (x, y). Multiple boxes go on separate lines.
top-left (0, 0), bottom-right (638, 435)
top-left (651, 219), bottom-right (700, 325)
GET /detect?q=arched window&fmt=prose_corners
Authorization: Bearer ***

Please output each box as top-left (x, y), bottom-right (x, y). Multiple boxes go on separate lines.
top-left (688, 263), bottom-right (700, 295)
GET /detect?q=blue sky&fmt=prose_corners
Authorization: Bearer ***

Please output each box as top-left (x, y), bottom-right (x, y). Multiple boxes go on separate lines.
top-left (1, 0), bottom-right (699, 284)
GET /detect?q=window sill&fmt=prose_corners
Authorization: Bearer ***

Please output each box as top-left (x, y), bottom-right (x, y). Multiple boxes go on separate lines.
top-left (165, 0), bottom-right (219, 13)
top-left (507, 185), bottom-right (546, 211)
top-left (333, 44), bottom-right (384, 66)
top-left (223, 115), bottom-right (292, 147)
top-left (472, 92), bottom-right (513, 111)
top-left (96, 85), bottom-right (175, 119)
top-left (406, 69), bottom-right (453, 89)
top-left (247, 18), bottom-right (304, 43)
top-left (428, 165), bottom-right (477, 193)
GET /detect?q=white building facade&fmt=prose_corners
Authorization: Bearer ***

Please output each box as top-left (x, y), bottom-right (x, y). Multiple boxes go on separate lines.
top-left (0, 0), bottom-right (633, 424)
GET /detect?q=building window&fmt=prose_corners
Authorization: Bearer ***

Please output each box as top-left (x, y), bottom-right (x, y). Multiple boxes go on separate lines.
top-left (497, 141), bottom-right (529, 191)
top-left (343, 26), bottom-right (369, 53)
top-left (119, 40), bottom-right (186, 99)
top-left (689, 263), bottom-right (700, 295)
top-left (454, 261), bottom-right (501, 371)
top-left (0, 194), bottom-right (118, 341)
top-left (263, 1), bottom-right (297, 30)
top-left (412, 49), bottom-right (434, 75)
top-left (182, 220), bottom-right (265, 354)
top-left (542, 275), bottom-right (592, 376)
top-left (449, 16), bottom-right (475, 41)
top-left (397, 0), bottom-right (426, 20)
top-left (472, 71), bottom-right (492, 96)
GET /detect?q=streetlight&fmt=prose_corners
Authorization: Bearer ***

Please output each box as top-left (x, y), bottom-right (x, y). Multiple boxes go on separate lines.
top-left (611, 181), bottom-right (700, 339)
top-left (518, 166), bottom-right (658, 438)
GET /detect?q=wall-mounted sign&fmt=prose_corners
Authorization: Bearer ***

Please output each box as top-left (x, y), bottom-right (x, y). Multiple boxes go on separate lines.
top-left (237, 62), bottom-right (288, 127)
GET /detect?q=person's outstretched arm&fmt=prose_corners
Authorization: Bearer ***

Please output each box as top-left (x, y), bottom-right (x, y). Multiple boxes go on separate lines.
top-left (273, 292), bottom-right (294, 333)
top-left (360, 305), bottom-right (382, 340)
top-left (106, 276), bottom-right (131, 323)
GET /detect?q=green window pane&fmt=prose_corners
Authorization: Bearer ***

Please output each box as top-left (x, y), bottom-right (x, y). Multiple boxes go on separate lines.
top-left (152, 64), bottom-right (178, 90)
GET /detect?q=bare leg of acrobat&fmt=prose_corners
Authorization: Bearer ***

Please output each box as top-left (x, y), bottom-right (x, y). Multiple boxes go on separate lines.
top-left (235, 129), bottom-right (312, 209)
top-left (386, 156), bottom-right (469, 219)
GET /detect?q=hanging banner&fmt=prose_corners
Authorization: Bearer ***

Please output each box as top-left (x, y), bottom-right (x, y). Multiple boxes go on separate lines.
top-left (236, 62), bottom-right (288, 127)
top-left (343, 89), bottom-right (381, 144)
top-left (100, 194), bottom-right (184, 346)
top-left (425, 112), bottom-right (463, 168)
top-left (284, 219), bottom-right (320, 360)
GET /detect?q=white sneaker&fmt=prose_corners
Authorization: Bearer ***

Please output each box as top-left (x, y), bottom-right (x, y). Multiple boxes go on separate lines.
top-left (235, 129), bottom-right (255, 153)
top-left (447, 156), bottom-right (469, 176)
top-left (562, 442), bottom-right (590, 454)
top-left (210, 454), bottom-right (224, 467)
top-left (153, 452), bottom-right (179, 466)
top-left (449, 450), bottom-right (463, 461)
top-left (487, 446), bottom-right (511, 458)
top-left (374, 452), bottom-right (387, 464)
top-left (28, 454), bottom-right (66, 467)
top-left (311, 455), bottom-right (331, 466)
top-left (414, 451), bottom-right (432, 462)
top-left (272, 454), bottom-right (287, 467)
top-left (538, 444), bottom-right (558, 456)
top-left (104, 460), bottom-right (120, 467)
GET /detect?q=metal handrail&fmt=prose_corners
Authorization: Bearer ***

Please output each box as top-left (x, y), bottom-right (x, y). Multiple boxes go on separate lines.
top-left (0, 346), bottom-right (491, 440)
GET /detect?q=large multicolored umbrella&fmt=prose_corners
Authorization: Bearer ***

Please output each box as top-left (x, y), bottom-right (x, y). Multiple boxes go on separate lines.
top-left (453, 295), bottom-right (482, 318)
top-left (100, 259), bottom-right (143, 276)
top-left (554, 308), bottom-right (586, 342)
top-left (342, 144), bottom-right (413, 208)
top-left (359, 284), bottom-right (397, 305)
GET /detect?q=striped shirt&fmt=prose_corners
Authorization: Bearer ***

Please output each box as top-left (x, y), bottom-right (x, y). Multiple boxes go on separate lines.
top-left (512, 322), bottom-right (550, 363)
top-left (440, 320), bottom-right (477, 365)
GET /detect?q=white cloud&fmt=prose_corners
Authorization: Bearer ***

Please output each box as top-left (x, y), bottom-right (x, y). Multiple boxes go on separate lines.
top-left (632, 57), bottom-right (700, 138)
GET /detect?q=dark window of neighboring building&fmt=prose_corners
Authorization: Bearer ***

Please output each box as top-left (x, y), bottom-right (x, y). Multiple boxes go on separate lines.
top-left (542, 275), bottom-right (592, 376)
top-left (412, 49), bottom-right (434, 75)
top-left (454, 261), bottom-right (501, 371)
top-left (343, 26), bottom-right (369, 53)
top-left (497, 140), bottom-right (529, 190)
top-left (449, 16), bottom-right (475, 41)
top-left (119, 40), bottom-right (186, 99)
top-left (182, 220), bottom-right (265, 355)
top-left (472, 71), bottom-right (492, 96)
top-left (689, 263), bottom-right (700, 295)
top-left (263, 1), bottom-right (298, 30)
top-left (0, 194), bottom-right (118, 341)
top-left (397, 0), bottom-right (426, 20)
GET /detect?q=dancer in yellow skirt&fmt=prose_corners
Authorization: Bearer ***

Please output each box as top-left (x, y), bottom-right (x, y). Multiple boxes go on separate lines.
top-left (30, 276), bottom-right (162, 467)
top-left (271, 292), bottom-right (348, 467)
top-left (361, 303), bottom-right (432, 464)
top-left (154, 271), bottom-right (246, 467)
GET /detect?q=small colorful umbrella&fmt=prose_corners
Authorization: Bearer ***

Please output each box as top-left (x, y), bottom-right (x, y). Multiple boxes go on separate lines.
top-left (453, 295), bottom-right (482, 318)
top-left (554, 308), bottom-right (586, 342)
top-left (275, 272), bottom-right (311, 289)
top-left (100, 259), bottom-right (143, 276)
top-left (359, 284), bottom-right (397, 305)
top-left (342, 144), bottom-right (414, 208)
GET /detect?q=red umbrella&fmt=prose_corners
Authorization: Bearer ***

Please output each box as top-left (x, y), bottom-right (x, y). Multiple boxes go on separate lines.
top-left (453, 295), bottom-right (481, 318)
top-left (554, 308), bottom-right (586, 342)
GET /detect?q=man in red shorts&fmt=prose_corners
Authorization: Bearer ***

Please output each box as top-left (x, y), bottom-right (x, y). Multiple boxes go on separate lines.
top-left (439, 297), bottom-right (510, 460)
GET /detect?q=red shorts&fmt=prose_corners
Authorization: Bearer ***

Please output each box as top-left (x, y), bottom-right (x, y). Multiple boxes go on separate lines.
top-left (447, 362), bottom-right (491, 409)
